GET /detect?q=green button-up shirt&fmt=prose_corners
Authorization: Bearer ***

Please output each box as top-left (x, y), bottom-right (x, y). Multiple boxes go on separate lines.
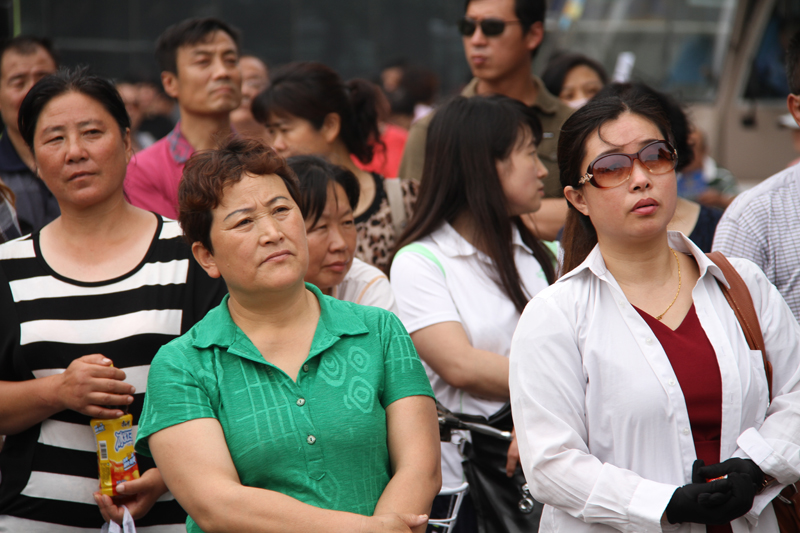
top-left (136, 284), bottom-right (434, 533)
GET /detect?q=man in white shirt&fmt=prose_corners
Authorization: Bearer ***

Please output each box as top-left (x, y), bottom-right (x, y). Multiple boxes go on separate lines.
top-left (713, 30), bottom-right (800, 321)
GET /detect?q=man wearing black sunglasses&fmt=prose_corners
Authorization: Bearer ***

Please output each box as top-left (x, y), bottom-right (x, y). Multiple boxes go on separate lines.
top-left (398, 0), bottom-right (572, 240)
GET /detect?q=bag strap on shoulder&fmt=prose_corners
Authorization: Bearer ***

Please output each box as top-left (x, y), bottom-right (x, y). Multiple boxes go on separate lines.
top-left (383, 177), bottom-right (407, 237)
top-left (707, 251), bottom-right (772, 400)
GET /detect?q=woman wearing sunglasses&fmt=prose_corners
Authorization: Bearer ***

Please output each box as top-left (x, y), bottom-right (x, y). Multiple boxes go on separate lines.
top-left (509, 91), bottom-right (800, 532)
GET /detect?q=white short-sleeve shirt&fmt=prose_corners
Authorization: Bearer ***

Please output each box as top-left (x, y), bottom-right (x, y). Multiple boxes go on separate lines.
top-left (331, 258), bottom-right (398, 314)
top-left (510, 232), bottom-right (800, 533)
top-left (391, 222), bottom-right (552, 487)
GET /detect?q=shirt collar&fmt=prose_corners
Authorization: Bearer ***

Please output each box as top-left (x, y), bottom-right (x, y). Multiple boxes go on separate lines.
top-left (166, 122), bottom-right (195, 164)
top-left (460, 75), bottom-right (561, 115)
top-left (0, 130), bottom-right (30, 173)
top-left (191, 283), bottom-right (370, 364)
top-left (559, 231), bottom-right (729, 287)
top-left (430, 222), bottom-right (533, 259)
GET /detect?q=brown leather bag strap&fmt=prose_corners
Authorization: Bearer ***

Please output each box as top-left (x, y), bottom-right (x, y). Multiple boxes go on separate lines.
top-left (707, 251), bottom-right (773, 400)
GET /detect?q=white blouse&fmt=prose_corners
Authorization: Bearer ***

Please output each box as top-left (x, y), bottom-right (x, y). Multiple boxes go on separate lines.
top-left (392, 222), bottom-right (551, 488)
top-left (510, 232), bottom-right (800, 533)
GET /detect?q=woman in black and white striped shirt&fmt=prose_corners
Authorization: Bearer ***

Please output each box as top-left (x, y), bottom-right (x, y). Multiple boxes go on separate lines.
top-left (0, 69), bottom-right (226, 532)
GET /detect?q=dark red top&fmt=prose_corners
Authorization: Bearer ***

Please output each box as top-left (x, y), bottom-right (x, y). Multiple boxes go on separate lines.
top-left (637, 304), bottom-right (732, 533)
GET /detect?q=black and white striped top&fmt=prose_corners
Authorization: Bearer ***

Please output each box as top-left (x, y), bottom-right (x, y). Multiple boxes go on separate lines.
top-left (0, 215), bottom-right (226, 532)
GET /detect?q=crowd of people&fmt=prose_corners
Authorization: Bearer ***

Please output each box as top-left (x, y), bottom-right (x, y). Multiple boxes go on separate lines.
top-left (1, 0), bottom-right (800, 533)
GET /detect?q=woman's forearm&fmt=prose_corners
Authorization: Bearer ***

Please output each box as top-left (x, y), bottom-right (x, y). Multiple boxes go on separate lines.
top-left (0, 377), bottom-right (62, 435)
top-left (411, 323), bottom-right (510, 401)
top-left (373, 467), bottom-right (441, 533)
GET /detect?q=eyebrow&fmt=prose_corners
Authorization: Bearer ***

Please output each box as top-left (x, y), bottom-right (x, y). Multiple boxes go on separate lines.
top-left (595, 138), bottom-right (659, 157)
top-left (223, 195), bottom-right (290, 221)
top-left (40, 119), bottom-right (103, 135)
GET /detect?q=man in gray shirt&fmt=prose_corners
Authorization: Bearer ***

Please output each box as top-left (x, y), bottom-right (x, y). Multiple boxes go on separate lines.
top-left (713, 30), bottom-right (800, 320)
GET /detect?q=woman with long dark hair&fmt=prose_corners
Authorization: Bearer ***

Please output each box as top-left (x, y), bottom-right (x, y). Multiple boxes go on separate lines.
top-left (390, 94), bottom-right (556, 533)
top-left (253, 61), bottom-right (416, 271)
top-left (509, 91), bottom-right (800, 532)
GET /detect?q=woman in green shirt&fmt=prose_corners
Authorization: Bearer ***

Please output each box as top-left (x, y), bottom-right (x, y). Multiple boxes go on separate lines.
top-left (129, 137), bottom-right (441, 533)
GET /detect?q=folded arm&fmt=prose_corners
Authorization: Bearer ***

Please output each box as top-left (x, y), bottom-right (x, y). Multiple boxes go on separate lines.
top-left (148, 418), bottom-right (428, 533)
top-left (374, 395), bottom-right (441, 533)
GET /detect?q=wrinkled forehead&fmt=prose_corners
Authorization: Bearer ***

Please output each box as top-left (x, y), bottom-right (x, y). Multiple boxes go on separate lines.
top-left (0, 45), bottom-right (56, 79)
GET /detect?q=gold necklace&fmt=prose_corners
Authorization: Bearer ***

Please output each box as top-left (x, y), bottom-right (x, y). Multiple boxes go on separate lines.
top-left (655, 248), bottom-right (681, 321)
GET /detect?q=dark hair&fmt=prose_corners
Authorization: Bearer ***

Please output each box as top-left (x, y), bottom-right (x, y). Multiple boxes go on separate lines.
top-left (541, 52), bottom-right (608, 97)
top-left (251, 61), bottom-right (381, 164)
top-left (178, 137), bottom-right (300, 254)
top-left (0, 36), bottom-right (59, 74)
top-left (787, 30), bottom-right (800, 95)
top-left (558, 90), bottom-right (674, 274)
top-left (286, 155), bottom-right (360, 228)
top-left (18, 67), bottom-right (131, 153)
top-left (595, 82), bottom-right (692, 171)
top-left (391, 94), bottom-right (555, 313)
top-left (464, 0), bottom-right (546, 58)
top-left (155, 18), bottom-right (240, 74)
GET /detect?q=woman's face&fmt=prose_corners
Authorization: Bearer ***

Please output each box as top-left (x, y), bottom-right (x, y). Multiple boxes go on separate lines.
top-left (565, 112), bottom-right (677, 245)
top-left (267, 112), bottom-right (333, 159)
top-left (32, 91), bottom-right (132, 210)
top-left (495, 128), bottom-right (547, 217)
top-left (560, 65), bottom-right (604, 109)
top-left (304, 182), bottom-right (357, 292)
top-left (196, 173), bottom-right (309, 296)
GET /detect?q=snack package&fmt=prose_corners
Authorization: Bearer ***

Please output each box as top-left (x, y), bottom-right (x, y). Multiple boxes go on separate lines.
top-left (91, 414), bottom-right (140, 496)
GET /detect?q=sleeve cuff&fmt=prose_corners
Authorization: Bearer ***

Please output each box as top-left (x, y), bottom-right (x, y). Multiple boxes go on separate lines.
top-left (628, 479), bottom-right (679, 532)
top-left (737, 427), bottom-right (800, 483)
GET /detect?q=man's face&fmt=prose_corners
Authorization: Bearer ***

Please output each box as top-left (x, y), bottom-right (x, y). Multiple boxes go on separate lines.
top-left (0, 46), bottom-right (57, 135)
top-left (462, 0), bottom-right (542, 83)
top-left (163, 30), bottom-right (242, 117)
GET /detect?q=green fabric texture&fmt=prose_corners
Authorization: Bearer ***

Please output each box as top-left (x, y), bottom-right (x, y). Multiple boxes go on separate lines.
top-left (135, 283), bottom-right (434, 532)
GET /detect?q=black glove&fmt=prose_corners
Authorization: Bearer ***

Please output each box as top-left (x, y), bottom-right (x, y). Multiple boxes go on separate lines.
top-left (666, 472), bottom-right (757, 525)
top-left (692, 458), bottom-right (765, 492)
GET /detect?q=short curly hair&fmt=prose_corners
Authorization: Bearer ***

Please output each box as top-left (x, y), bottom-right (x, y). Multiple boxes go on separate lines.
top-left (178, 137), bottom-right (300, 253)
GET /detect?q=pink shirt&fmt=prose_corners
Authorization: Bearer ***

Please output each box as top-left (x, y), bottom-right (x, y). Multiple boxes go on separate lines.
top-left (125, 123), bottom-right (194, 219)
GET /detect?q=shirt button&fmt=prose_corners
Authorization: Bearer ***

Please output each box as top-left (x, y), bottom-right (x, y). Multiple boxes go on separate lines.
top-left (296, 398), bottom-right (306, 406)
top-left (618, 300), bottom-right (626, 307)
top-left (303, 364), bottom-right (310, 372)
top-left (307, 435), bottom-right (316, 444)
top-left (645, 337), bottom-right (654, 345)
top-left (683, 427), bottom-right (690, 435)
top-left (668, 379), bottom-right (676, 386)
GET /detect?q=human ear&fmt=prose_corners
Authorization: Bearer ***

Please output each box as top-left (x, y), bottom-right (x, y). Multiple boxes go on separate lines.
top-left (192, 241), bottom-right (222, 279)
top-left (523, 21), bottom-right (544, 53)
top-left (788, 94), bottom-right (800, 128)
top-left (564, 186), bottom-right (590, 217)
top-left (161, 71), bottom-right (180, 100)
top-left (321, 113), bottom-right (342, 144)
top-left (122, 128), bottom-right (133, 164)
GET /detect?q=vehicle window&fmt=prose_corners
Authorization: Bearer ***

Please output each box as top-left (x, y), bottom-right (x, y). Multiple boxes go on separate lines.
top-left (742, 0), bottom-right (800, 101)
top-left (540, 0), bottom-right (741, 102)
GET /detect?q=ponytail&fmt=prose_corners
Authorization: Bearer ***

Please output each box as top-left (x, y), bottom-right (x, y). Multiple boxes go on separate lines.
top-left (343, 78), bottom-right (381, 164)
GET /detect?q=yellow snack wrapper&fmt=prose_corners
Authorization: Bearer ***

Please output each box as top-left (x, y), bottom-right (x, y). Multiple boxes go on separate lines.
top-left (91, 414), bottom-right (140, 496)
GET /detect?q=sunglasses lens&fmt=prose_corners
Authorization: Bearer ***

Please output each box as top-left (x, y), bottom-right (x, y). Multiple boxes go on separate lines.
top-left (458, 18), bottom-right (477, 36)
top-left (481, 19), bottom-right (506, 36)
top-left (591, 155), bottom-right (632, 187)
top-left (641, 142), bottom-right (676, 174)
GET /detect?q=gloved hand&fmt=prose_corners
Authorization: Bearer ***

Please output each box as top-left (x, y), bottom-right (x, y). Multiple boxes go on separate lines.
top-left (666, 472), bottom-right (757, 525)
top-left (692, 458), bottom-right (765, 492)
